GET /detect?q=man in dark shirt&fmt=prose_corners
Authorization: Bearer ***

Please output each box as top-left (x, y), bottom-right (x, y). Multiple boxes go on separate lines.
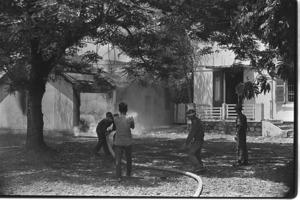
top-left (93, 112), bottom-right (115, 156)
top-left (233, 103), bottom-right (249, 166)
top-left (181, 109), bottom-right (205, 173)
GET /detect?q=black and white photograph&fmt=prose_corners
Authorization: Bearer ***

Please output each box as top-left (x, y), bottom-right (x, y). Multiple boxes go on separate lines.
top-left (0, 0), bottom-right (296, 198)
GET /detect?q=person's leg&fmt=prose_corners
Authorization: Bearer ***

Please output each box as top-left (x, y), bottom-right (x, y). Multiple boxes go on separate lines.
top-left (124, 145), bottom-right (132, 176)
top-left (93, 134), bottom-right (102, 154)
top-left (233, 137), bottom-right (242, 166)
top-left (103, 136), bottom-right (111, 155)
top-left (115, 146), bottom-right (123, 180)
top-left (188, 141), bottom-right (203, 170)
top-left (244, 143), bottom-right (248, 163)
top-left (112, 133), bottom-right (116, 150)
top-left (240, 136), bottom-right (248, 164)
top-left (237, 136), bottom-right (242, 162)
top-left (195, 140), bottom-right (204, 167)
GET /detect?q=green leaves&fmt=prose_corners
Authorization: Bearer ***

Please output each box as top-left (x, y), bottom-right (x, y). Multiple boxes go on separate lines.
top-left (235, 81), bottom-right (260, 100)
top-left (235, 73), bottom-right (272, 100)
top-left (81, 51), bottom-right (103, 64)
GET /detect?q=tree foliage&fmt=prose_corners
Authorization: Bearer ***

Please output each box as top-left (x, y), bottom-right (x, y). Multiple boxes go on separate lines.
top-left (183, 0), bottom-right (296, 100)
top-left (109, 0), bottom-right (296, 101)
top-left (0, 0), bottom-right (296, 151)
top-left (0, 0), bottom-right (173, 151)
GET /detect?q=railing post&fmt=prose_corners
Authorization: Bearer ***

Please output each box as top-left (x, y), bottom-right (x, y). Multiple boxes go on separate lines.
top-left (222, 103), bottom-right (226, 120)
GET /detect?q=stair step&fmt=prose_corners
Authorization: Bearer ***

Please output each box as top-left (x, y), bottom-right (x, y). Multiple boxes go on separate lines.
top-left (272, 122), bottom-right (284, 126)
top-left (277, 126), bottom-right (294, 130)
top-left (287, 131), bottom-right (294, 138)
top-left (269, 121), bottom-right (294, 138)
top-left (266, 120), bottom-right (283, 123)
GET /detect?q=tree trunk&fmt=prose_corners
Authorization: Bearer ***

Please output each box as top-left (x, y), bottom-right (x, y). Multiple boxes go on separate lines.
top-left (25, 75), bottom-right (48, 151)
top-left (25, 47), bottom-right (50, 151)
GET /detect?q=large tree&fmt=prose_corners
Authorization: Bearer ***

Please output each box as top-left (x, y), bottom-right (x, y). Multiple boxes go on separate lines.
top-left (0, 0), bottom-right (161, 151)
top-left (0, 0), bottom-right (296, 152)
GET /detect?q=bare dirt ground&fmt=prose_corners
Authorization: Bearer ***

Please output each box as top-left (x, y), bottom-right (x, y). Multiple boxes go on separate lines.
top-left (0, 125), bottom-right (296, 198)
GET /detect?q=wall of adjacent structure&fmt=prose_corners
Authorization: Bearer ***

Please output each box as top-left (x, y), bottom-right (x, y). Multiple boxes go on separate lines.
top-left (243, 70), bottom-right (294, 122)
top-left (0, 79), bottom-right (76, 134)
top-left (193, 68), bottom-right (213, 106)
top-left (0, 92), bottom-right (27, 132)
top-left (43, 80), bottom-right (75, 131)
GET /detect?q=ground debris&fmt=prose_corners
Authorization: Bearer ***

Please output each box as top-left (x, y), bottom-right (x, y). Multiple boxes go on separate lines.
top-left (0, 126), bottom-right (295, 197)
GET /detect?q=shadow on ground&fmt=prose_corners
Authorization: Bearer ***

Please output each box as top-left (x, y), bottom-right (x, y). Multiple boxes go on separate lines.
top-left (0, 130), bottom-right (295, 197)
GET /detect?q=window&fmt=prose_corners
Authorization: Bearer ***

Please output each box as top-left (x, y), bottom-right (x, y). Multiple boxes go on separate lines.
top-left (275, 79), bottom-right (285, 103)
top-left (275, 74), bottom-right (294, 103)
top-left (287, 69), bottom-right (294, 102)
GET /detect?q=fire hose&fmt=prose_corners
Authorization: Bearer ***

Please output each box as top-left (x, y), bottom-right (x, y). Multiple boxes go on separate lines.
top-left (106, 132), bottom-right (203, 197)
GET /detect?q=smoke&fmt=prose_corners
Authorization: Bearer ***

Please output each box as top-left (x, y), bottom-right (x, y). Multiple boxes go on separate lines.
top-left (127, 111), bottom-right (138, 118)
top-left (115, 84), bottom-right (173, 132)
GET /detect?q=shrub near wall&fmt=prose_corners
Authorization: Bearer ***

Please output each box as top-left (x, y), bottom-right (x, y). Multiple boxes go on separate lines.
top-left (203, 120), bottom-right (262, 137)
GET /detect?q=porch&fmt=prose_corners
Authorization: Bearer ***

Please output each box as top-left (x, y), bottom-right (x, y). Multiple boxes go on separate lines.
top-left (174, 103), bottom-right (264, 123)
top-left (174, 103), bottom-right (264, 136)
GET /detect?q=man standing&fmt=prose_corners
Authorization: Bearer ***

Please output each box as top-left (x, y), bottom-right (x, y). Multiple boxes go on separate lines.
top-left (113, 102), bottom-right (135, 182)
top-left (181, 109), bottom-right (205, 173)
top-left (233, 103), bottom-right (249, 166)
top-left (93, 112), bottom-right (115, 156)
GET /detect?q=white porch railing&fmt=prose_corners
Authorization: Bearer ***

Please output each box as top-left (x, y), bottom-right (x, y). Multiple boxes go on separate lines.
top-left (174, 103), bottom-right (262, 123)
top-left (225, 104), bottom-right (255, 121)
top-left (195, 103), bottom-right (257, 121)
top-left (196, 104), bottom-right (222, 120)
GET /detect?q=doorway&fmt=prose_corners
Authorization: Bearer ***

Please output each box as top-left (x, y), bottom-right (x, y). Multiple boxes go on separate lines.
top-left (225, 69), bottom-right (243, 104)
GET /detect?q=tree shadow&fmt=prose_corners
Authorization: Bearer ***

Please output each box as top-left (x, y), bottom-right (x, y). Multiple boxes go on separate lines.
top-left (134, 135), bottom-right (295, 197)
top-left (0, 133), bottom-right (295, 197)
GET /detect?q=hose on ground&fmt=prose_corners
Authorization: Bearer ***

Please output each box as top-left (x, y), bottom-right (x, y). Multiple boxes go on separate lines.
top-left (106, 132), bottom-right (203, 197)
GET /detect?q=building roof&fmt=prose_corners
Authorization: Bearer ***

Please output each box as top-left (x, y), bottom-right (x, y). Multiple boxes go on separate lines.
top-left (62, 72), bottom-right (115, 93)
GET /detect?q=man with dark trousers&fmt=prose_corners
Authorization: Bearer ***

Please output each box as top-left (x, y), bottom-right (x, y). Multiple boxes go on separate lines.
top-left (93, 112), bottom-right (115, 156)
top-left (233, 103), bottom-right (249, 166)
top-left (181, 109), bottom-right (205, 173)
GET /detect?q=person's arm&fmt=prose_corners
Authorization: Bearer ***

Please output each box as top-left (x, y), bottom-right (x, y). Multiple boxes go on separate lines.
top-left (129, 117), bottom-right (135, 129)
top-left (185, 119), bottom-right (199, 145)
top-left (112, 121), bottom-right (116, 131)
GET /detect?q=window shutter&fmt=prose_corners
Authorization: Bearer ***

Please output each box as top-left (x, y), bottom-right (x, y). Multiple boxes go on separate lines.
top-left (275, 79), bottom-right (285, 103)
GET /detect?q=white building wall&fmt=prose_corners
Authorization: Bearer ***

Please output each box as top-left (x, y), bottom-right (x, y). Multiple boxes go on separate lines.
top-left (0, 92), bottom-right (27, 130)
top-left (0, 81), bottom-right (75, 133)
top-left (43, 81), bottom-right (74, 131)
top-left (194, 69), bottom-right (213, 106)
top-left (243, 70), bottom-right (294, 121)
